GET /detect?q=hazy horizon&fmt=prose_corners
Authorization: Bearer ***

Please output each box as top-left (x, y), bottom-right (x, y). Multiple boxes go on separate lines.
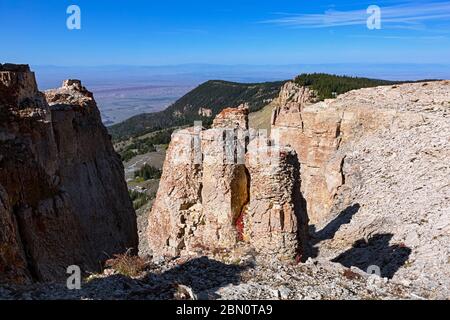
top-left (27, 62), bottom-right (450, 125)
top-left (3, 0), bottom-right (449, 124)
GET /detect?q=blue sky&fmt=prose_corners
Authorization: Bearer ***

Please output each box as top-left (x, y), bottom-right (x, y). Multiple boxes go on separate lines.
top-left (1, 0), bottom-right (450, 66)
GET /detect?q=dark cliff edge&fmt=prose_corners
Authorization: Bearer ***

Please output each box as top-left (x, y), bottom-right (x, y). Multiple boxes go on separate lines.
top-left (0, 64), bottom-right (138, 284)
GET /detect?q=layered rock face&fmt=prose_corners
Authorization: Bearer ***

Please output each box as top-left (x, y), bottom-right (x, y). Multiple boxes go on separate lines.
top-left (272, 82), bottom-right (398, 224)
top-left (0, 64), bottom-right (137, 284)
top-left (148, 105), bottom-right (307, 259)
top-left (45, 80), bottom-right (138, 261)
top-left (201, 133), bottom-right (249, 248)
top-left (147, 127), bottom-right (203, 256)
top-left (245, 137), bottom-right (308, 260)
top-left (271, 82), bottom-right (317, 126)
top-left (273, 80), bottom-right (450, 295)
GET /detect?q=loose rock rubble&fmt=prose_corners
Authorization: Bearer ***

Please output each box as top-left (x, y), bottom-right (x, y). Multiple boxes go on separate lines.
top-left (0, 253), bottom-right (427, 300)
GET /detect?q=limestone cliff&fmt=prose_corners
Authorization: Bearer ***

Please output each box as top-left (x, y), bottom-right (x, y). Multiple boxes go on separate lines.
top-left (0, 64), bottom-right (137, 284)
top-left (272, 81), bottom-right (402, 224)
top-left (272, 80), bottom-right (450, 294)
top-left (148, 105), bottom-right (307, 260)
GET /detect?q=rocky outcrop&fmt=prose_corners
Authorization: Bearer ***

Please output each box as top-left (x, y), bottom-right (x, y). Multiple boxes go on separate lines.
top-left (148, 104), bottom-right (307, 259)
top-left (198, 107), bottom-right (212, 117)
top-left (271, 82), bottom-right (317, 126)
top-left (147, 127), bottom-right (203, 257)
top-left (212, 105), bottom-right (249, 129)
top-left (272, 81), bottom-right (399, 224)
top-left (201, 130), bottom-right (249, 248)
top-left (45, 79), bottom-right (138, 264)
top-left (272, 80), bottom-right (450, 296)
top-left (0, 64), bottom-right (137, 284)
top-left (245, 137), bottom-right (308, 260)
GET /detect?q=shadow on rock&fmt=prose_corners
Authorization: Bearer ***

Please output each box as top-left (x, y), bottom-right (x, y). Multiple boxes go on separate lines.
top-left (331, 233), bottom-right (412, 279)
top-left (312, 204), bottom-right (361, 243)
top-left (307, 204), bottom-right (360, 258)
top-left (85, 256), bottom-right (251, 300)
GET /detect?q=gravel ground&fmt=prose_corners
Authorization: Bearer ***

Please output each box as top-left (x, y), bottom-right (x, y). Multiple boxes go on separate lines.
top-left (0, 251), bottom-right (432, 300)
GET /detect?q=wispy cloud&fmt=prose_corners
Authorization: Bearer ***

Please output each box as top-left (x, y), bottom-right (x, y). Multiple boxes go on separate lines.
top-left (261, 1), bottom-right (450, 29)
top-left (348, 34), bottom-right (448, 40)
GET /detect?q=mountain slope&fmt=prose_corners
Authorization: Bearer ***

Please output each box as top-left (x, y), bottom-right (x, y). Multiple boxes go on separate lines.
top-left (108, 80), bottom-right (286, 141)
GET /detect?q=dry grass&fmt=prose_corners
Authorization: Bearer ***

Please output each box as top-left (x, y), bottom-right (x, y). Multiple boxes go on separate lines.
top-left (343, 268), bottom-right (362, 280)
top-left (105, 250), bottom-right (147, 277)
